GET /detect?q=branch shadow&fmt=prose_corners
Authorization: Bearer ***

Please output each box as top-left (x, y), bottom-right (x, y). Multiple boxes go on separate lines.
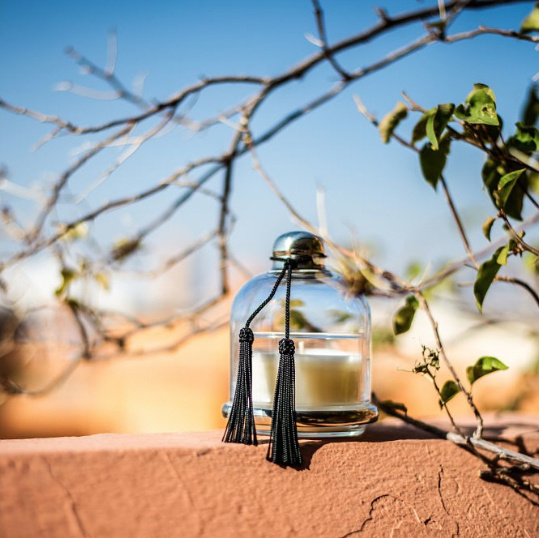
top-left (292, 419), bottom-right (539, 507)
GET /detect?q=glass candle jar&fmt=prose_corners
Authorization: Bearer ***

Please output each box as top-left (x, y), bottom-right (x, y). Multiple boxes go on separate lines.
top-left (222, 231), bottom-right (378, 438)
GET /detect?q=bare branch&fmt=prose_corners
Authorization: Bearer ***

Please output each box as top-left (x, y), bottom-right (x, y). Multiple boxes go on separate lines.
top-left (55, 82), bottom-right (122, 100)
top-left (1, 357), bottom-right (81, 397)
top-left (30, 124), bottom-right (135, 239)
top-left (310, 0), bottom-right (352, 80)
top-left (123, 230), bottom-right (219, 279)
top-left (74, 111), bottom-right (175, 204)
top-left (440, 176), bottom-right (479, 268)
top-left (446, 25), bottom-right (539, 44)
top-left (374, 394), bottom-right (539, 471)
top-left (65, 43), bottom-right (149, 108)
top-left (105, 29), bottom-right (118, 78)
top-left (1, 157), bottom-right (223, 268)
top-left (0, 98), bottom-right (79, 132)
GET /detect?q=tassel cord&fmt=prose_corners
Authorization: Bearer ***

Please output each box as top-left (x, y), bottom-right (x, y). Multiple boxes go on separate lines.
top-left (245, 260), bottom-right (291, 328)
top-left (284, 259), bottom-right (292, 340)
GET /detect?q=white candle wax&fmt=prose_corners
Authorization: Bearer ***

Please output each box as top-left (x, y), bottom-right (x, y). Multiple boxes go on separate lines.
top-left (252, 348), bottom-right (361, 408)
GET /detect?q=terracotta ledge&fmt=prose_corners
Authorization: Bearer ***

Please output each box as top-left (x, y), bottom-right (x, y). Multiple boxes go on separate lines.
top-left (1, 416), bottom-right (538, 538)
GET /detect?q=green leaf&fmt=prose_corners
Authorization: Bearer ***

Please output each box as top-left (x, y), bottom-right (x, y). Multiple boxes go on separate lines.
top-left (455, 83), bottom-right (499, 126)
top-left (380, 400), bottom-right (408, 414)
top-left (393, 295), bottom-right (419, 335)
top-left (436, 102), bottom-right (455, 122)
top-left (473, 83), bottom-right (495, 101)
top-left (521, 3), bottom-right (539, 33)
top-left (524, 252), bottom-right (539, 274)
top-left (482, 159), bottom-right (524, 220)
top-left (484, 117), bottom-right (504, 142)
top-left (426, 111), bottom-right (438, 150)
top-left (57, 222), bottom-right (88, 242)
top-left (529, 172), bottom-right (539, 195)
top-left (420, 104), bottom-right (455, 150)
top-left (94, 273), bottom-right (110, 291)
top-left (420, 136), bottom-right (451, 189)
top-left (512, 123), bottom-right (539, 153)
top-left (482, 216), bottom-right (496, 241)
top-left (434, 103), bottom-right (455, 145)
top-left (466, 356), bottom-right (508, 386)
top-left (439, 380), bottom-right (460, 408)
top-left (379, 102), bottom-right (408, 144)
top-left (111, 238), bottom-right (142, 262)
top-left (328, 309), bottom-right (353, 323)
top-left (494, 169), bottom-right (525, 209)
top-left (412, 110), bottom-right (431, 145)
top-left (473, 248), bottom-right (504, 313)
top-left (405, 261), bottom-right (423, 280)
top-left (412, 362), bottom-right (429, 375)
top-left (289, 309), bottom-right (309, 330)
top-left (496, 243), bottom-right (511, 266)
top-left (521, 85), bottom-right (539, 126)
top-left (55, 268), bottom-right (77, 298)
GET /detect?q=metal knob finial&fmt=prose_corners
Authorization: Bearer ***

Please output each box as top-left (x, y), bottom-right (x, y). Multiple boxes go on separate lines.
top-left (271, 231), bottom-right (326, 269)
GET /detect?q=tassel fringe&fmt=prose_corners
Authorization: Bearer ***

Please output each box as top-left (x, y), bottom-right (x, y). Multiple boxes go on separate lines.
top-left (222, 327), bottom-right (257, 445)
top-left (267, 338), bottom-right (302, 466)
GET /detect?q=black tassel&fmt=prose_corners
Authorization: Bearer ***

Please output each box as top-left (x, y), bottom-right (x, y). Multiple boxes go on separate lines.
top-left (266, 338), bottom-right (302, 466)
top-left (223, 260), bottom-right (290, 447)
top-left (266, 261), bottom-right (302, 466)
top-left (222, 327), bottom-right (257, 445)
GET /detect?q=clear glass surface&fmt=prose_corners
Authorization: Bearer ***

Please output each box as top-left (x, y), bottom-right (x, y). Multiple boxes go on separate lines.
top-left (224, 267), bottom-right (377, 437)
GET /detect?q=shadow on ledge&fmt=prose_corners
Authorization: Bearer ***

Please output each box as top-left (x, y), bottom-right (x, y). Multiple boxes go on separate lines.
top-left (293, 417), bottom-right (539, 471)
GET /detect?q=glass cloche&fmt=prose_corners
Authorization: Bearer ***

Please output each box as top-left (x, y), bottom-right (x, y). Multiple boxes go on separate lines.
top-left (222, 231), bottom-right (378, 438)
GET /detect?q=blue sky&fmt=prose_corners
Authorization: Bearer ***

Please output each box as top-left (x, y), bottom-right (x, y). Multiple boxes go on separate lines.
top-left (1, 0), bottom-right (538, 311)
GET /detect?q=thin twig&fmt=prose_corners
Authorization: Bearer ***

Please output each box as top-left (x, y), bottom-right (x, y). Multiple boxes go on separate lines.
top-left (356, 94), bottom-right (479, 269)
top-left (421, 212), bottom-right (539, 288)
top-left (119, 230), bottom-right (219, 278)
top-left (440, 175), bottom-right (479, 268)
top-left (30, 124), bottom-right (134, 239)
top-left (415, 292), bottom-right (485, 438)
top-left (423, 358), bottom-right (466, 437)
top-left (374, 394), bottom-right (539, 470)
top-left (445, 24), bottom-right (539, 44)
top-left (1, 357), bottom-right (82, 397)
top-left (499, 211), bottom-right (539, 256)
top-left (310, 0), bottom-right (352, 80)
top-left (495, 275), bottom-right (539, 308)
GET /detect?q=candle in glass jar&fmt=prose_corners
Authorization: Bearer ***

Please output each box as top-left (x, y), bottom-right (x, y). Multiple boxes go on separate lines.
top-left (252, 344), bottom-right (361, 408)
top-left (224, 231), bottom-right (378, 438)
